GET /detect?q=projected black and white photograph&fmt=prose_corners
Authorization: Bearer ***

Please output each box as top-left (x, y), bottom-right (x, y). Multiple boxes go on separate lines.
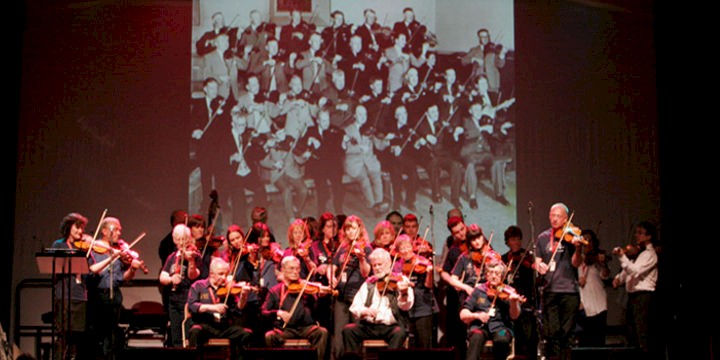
top-left (189, 0), bottom-right (517, 252)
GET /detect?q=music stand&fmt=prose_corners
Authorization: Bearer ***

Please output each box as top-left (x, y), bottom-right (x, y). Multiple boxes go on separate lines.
top-left (36, 249), bottom-right (89, 360)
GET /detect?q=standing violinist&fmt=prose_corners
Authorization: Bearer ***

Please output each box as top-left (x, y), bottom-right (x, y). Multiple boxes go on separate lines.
top-left (309, 212), bottom-right (339, 334)
top-left (393, 234), bottom-right (437, 348)
top-left (392, 7), bottom-right (426, 57)
top-left (342, 247), bottom-right (413, 355)
top-left (532, 203), bottom-right (583, 360)
top-left (241, 222), bottom-right (281, 345)
top-left (439, 215), bottom-right (468, 359)
top-left (337, 35), bottom-right (375, 97)
top-left (501, 225), bottom-right (537, 359)
top-left (402, 213), bottom-right (434, 259)
top-left (320, 10), bottom-right (351, 61)
top-left (238, 9), bottom-right (273, 55)
top-left (279, 9), bottom-right (316, 62)
top-left (86, 217), bottom-right (144, 359)
top-left (354, 9), bottom-right (389, 57)
top-left (261, 256), bottom-right (329, 360)
top-left (159, 224), bottom-right (203, 348)
top-left (283, 219), bottom-right (318, 279)
top-left (50, 212), bottom-right (90, 360)
top-left (446, 224), bottom-right (501, 306)
top-left (186, 257), bottom-right (253, 358)
top-left (329, 215), bottom-right (372, 360)
top-left (459, 261), bottom-right (524, 360)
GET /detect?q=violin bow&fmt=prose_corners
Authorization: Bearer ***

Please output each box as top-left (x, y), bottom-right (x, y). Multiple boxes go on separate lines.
top-left (86, 208), bottom-right (108, 258)
top-left (202, 204), bottom-right (222, 258)
top-left (379, 250), bottom-right (400, 301)
top-left (284, 267), bottom-right (316, 328)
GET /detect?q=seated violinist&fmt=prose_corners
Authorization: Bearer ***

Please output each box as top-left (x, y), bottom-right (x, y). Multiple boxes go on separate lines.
top-left (261, 256), bottom-right (330, 360)
top-left (186, 257), bottom-right (253, 358)
top-left (392, 234), bottom-right (436, 348)
top-left (460, 261), bottom-right (525, 360)
top-left (446, 224), bottom-right (502, 304)
top-left (342, 248), bottom-right (414, 355)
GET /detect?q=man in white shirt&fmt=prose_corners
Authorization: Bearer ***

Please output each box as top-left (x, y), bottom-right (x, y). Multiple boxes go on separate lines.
top-left (612, 221), bottom-right (659, 358)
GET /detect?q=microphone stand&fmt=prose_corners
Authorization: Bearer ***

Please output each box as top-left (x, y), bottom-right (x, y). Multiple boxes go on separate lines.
top-left (528, 202), bottom-right (545, 360)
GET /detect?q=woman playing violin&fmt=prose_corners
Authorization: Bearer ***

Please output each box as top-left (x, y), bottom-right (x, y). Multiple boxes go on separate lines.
top-left (284, 219), bottom-right (317, 279)
top-left (308, 213), bottom-right (339, 332)
top-left (459, 261), bottom-right (523, 360)
top-left (159, 224), bottom-right (204, 348)
top-left (261, 255), bottom-right (329, 360)
top-left (328, 215), bottom-right (372, 360)
top-left (446, 224), bottom-right (501, 304)
top-left (51, 212), bottom-right (91, 360)
top-left (392, 234), bottom-right (437, 348)
top-left (500, 225), bottom-right (537, 357)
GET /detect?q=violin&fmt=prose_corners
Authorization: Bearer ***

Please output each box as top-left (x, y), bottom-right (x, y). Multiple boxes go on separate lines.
top-left (613, 243), bottom-right (640, 261)
top-left (401, 256), bottom-right (432, 276)
top-left (114, 240), bottom-right (149, 274)
top-left (554, 222), bottom-right (589, 245)
top-left (374, 274), bottom-right (406, 293)
top-left (471, 249), bottom-right (502, 265)
top-left (287, 280), bottom-right (338, 297)
top-left (486, 284), bottom-right (526, 303)
top-left (216, 281), bottom-right (260, 297)
top-left (73, 236), bottom-right (110, 254)
top-left (260, 243), bottom-right (284, 263)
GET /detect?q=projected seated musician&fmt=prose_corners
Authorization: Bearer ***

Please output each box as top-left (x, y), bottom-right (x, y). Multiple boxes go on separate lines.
top-left (261, 256), bottom-right (329, 360)
top-left (258, 129), bottom-right (310, 223)
top-left (186, 257), bottom-right (252, 358)
top-left (458, 100), bottom-right (514, 208)
top-left (228, 105), bottom-right (268, 224)
top-left (341, 105), bottom-right (387, 215)
top-left (412, 104), bottom-right (463, 208)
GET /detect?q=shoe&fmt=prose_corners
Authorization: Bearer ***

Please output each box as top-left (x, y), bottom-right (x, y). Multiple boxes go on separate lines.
top-left (496, 195), bottom-right (510, 206)
top-left (469, 198), bottom-right (478, 209)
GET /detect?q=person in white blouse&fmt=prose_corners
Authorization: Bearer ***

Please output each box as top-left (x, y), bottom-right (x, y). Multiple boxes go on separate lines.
top-left (342, 248), bottom-right (414, 355)
top-left (577, 229), bottom-right (610, 347)
top-left (612, 221), bottom-right (658, 358)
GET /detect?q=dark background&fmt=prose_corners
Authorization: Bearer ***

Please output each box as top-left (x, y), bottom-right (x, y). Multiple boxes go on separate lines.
top-left (5, 0), bottom-right (704, 358)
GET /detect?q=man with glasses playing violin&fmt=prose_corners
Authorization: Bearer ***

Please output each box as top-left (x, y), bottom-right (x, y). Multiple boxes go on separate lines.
top-left (532, 202), bottom-right (584, 360)
top-left (261, 255), bottom-right (330, 360)
top-left (186, 257), bottom-right (253, 359)
top-left (460, 260), bottom-right (525, 360)
top-left (342, 247), bottom-right (414, 356)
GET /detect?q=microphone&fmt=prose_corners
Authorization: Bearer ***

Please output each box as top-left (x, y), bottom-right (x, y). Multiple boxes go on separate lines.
top-left (527, 201), bottom-right (534, 213)
top-left (429, 204), bottom-right (433, 215)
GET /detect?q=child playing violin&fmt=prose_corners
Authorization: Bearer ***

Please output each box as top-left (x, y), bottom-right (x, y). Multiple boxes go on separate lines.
top-left (261, 256), bottom-right (329, 360)
top-left (459, 261), bottom-right (524, 360)
top-left (392, 234), bottom-right (437, 348)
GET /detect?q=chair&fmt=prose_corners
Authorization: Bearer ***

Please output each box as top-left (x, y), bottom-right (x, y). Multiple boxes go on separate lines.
top-left (124, 301), bottom-right (167, 347)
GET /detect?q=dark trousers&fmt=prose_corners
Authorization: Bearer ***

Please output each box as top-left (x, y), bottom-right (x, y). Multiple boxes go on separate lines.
top-left (87, 290), bottom-right (123, 359)
top-left (188, 322), bottom-right (252, 359)
top-left (342, 321), bottom-right (406, 355)
top-left (167, 300), bottom-right (188, 348)
top-left (265, 324), bottom-right (328, 360)
top-left (466, 327), bottom-right (512, 360)
top-left (542, 292), bottom-right (579, 359)
top-left (408, 315), bottom-right (434, 348)
top-left (627, 291), bottom-right (653, 354)
top-left (576, 309), bottom-right (606, 347)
